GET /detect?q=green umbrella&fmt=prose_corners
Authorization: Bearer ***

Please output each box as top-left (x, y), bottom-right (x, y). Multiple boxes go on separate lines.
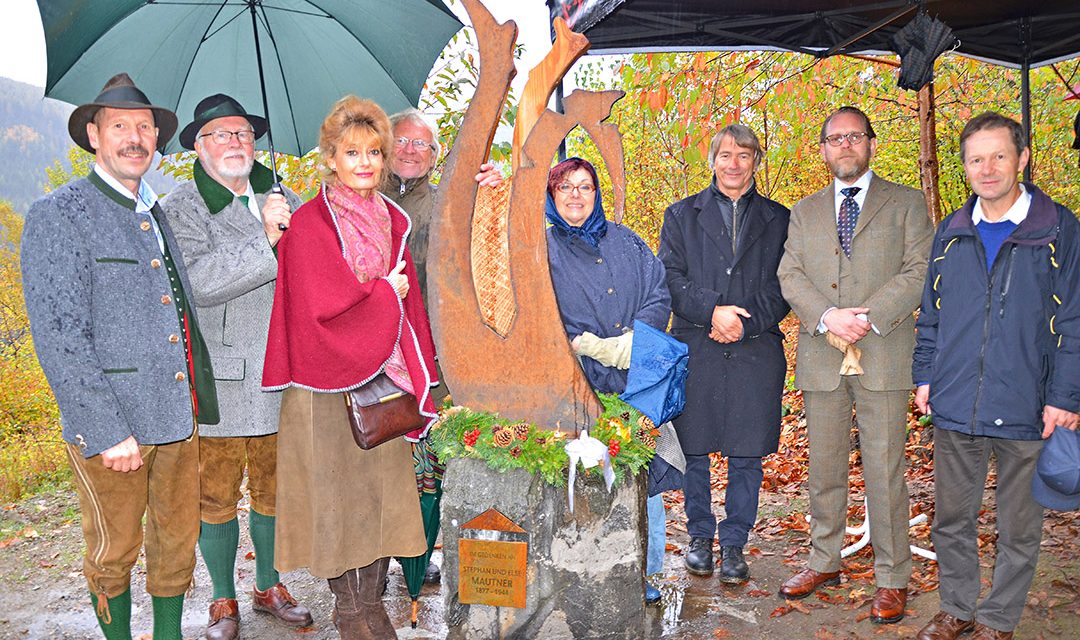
top-left (36, 0), bottom-right (463, 157)
top-left (397, 439), bottom-right (444, 628)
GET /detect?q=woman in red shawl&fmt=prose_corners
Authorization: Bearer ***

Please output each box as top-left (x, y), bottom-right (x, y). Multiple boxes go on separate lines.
top-left (262, 95), bottom-right (436, 639)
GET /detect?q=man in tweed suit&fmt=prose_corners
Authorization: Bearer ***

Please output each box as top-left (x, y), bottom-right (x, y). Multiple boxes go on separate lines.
top-left (161, 94), bottom-right (311, 640)
top-left (777, 106), bottom-right (933, 624)
top-left (21, 73), bottom-right (218, 640)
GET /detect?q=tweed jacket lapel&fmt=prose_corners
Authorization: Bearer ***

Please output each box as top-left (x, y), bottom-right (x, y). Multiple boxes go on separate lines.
top-left (852, 174), bottom-right (889, 239)
top-left (803, 184), bottom-right (842, 253)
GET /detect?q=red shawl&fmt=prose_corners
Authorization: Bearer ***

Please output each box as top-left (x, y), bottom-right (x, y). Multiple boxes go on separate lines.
top-left (262, 186), bottom-right (439, 439)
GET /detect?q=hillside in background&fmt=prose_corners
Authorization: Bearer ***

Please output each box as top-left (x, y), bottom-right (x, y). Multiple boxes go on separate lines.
top-left (0, 78), bottom-right (71, 212)
top-left (0, 77), bottom-right (176, 214)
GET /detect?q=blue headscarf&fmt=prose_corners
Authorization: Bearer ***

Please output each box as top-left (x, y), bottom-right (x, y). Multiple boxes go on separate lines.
top-left (545, 172), bottom-right (608, 249)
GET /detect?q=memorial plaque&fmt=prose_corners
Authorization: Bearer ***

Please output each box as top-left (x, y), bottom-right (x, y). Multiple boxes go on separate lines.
top-left (459, 538), bottom-right (528, 608)
top-left (458, 508), bottom-right (528, 608)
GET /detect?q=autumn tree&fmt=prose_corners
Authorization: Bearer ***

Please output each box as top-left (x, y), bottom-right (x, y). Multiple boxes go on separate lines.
top-left (0, 201), bottom-right (65, 501)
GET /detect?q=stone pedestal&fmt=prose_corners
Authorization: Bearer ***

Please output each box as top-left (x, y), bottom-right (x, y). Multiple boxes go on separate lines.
top-left (442, 457), bottom-right (647, 639)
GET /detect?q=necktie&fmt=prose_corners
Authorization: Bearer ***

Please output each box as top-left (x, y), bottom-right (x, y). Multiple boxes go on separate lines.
top-left (238, 195), bottom-right (250, 208)
top-left (838, 186), bottom-right (861, 258)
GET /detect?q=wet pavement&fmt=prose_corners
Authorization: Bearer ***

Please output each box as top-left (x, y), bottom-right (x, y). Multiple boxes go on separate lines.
top-left (2, 487), bottom-right (1078, 638)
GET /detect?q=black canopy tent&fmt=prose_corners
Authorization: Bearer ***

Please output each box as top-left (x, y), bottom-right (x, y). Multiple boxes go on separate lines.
top-left (550, 0), bottom-right (1080, 177)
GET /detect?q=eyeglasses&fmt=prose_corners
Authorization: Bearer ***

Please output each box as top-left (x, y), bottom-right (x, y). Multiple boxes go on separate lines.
top-left (394, 136), bottom-right (432, 151)
top-left (199, 129), bottom-right (255, 145)
top-left (823, 132), bottom-right (869, 147)
top-left (556, 183), bottom-right (596, 194)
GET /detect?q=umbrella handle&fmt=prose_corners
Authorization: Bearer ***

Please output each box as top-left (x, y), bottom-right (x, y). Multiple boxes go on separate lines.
top-left (411, 598), bottom-right (418, 628)
top-left (271, 182), bottom-right (288, 231)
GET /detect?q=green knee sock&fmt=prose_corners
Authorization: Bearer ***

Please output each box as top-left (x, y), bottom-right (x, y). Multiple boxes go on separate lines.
top-left (198, 519), bottom-right (239, 599)
top-left (90, 589), bottom-right (132, 640)
top-left (249, 510), bottom-right (280, 591)
top-left (151, 594), bottom-right (184, 640)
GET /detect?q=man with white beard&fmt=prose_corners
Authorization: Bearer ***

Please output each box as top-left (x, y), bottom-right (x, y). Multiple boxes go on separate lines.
top-left (161, 94), bottom-right (310, 640)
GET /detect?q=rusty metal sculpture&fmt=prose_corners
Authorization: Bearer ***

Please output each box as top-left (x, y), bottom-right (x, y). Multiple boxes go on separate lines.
top-left (428, 0), bottom-right (627, 432)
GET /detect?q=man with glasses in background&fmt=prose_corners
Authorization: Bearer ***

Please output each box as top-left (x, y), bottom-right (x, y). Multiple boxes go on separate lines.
top-left (386, 108), bottom-right (502, 585)
top-left (777, 106), bottom-right (933, 625)
top-left (161, 94), bottom-right (310, 640)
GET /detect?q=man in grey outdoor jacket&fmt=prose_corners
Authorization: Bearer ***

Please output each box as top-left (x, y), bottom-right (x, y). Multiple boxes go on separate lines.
top-left (161, 94), bottom-right (310, 640)
top-left (21, 73), bottom-right (218, 640)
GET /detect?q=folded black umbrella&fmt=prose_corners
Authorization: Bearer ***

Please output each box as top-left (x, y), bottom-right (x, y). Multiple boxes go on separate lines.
top-left (891, 12), bottom-right (957, 91)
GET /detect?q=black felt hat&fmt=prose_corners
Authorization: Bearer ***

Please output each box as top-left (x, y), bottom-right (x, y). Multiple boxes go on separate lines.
top-left (178, 94), bottom-right (268, 150)
top-left (67, 73), bottom-right (178, 154)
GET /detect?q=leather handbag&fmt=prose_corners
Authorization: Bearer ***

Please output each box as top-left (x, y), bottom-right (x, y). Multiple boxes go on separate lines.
top-left (344, 374), bottom-right (423, 449)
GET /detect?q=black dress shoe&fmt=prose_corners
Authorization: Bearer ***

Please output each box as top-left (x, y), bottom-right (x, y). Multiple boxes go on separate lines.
top-left (719, 546), bottom-right (749, 583)
top-left (684, 537), bottom-right (714, 576)
top-left (424, 560), bottom-right (441, 584)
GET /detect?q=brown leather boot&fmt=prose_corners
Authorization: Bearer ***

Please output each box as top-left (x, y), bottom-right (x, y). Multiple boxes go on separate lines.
top-left (328, 570), bottom-right (375, 640)
top-left (360, 557), bottom-right (397, 639)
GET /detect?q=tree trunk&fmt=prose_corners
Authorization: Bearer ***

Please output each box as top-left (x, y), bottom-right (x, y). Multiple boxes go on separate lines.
top-left (918, 82), bottom-right (943, 224)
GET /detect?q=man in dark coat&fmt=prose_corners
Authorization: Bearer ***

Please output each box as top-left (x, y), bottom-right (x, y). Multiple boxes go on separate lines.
top-left (912, 112), bottom-right (1080, 640)
top-left (658, 124), bottom-right (790, 582)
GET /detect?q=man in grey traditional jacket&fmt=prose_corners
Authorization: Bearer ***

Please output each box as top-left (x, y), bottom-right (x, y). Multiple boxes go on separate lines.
top-left (21, 73), bottom-right (218, 640)
top-left (160, 94), bottom-right (310, 640)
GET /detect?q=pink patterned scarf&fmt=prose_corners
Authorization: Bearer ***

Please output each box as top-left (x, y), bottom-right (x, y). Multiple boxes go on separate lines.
top-left (327, 183), bottom-right (415, 395)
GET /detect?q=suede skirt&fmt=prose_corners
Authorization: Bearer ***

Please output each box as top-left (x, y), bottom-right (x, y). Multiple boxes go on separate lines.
top-left (274, 387), bottom-right (426, 579)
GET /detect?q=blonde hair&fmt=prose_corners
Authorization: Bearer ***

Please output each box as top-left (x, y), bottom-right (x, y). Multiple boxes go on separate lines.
top-left (319, 95), bottom-right (393, 188)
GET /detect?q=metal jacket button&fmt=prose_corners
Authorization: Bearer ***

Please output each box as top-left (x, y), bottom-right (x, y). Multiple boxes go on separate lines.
top-left (607, 288), bottom-right (615, 294)
top-left (831, 283), bottom-right (838, 289)
top-left (140, 221), bottom-right (151, 231)
top-left (175, 372), bottom-right (186, 381)
top-left (168, 334), bottom-right (179, 344)
top-left (161, 295), bottom-right (172, 305)
top-left (150, 259), bottom-right (162, 269)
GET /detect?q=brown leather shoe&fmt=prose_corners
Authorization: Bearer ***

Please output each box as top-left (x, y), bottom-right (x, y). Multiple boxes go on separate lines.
top-left (970, 622), bottom-right (1013, 639)
top-left (916, 611), bottom-right (976, 639)
top-left (870, 587), bottom-right (907, 624)
top-left (252, 582), bottom-right (314, 626)
top-left (778, 568), bottom-right (841, 599)
top-left (205, 598), bottom-right (240, 640)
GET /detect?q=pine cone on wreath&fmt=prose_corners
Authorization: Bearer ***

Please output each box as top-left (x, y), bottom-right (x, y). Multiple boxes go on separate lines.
top-left (512, 422), bottom-right (531, 441)
top-left (637, 415), bottom-right (656, 431)
top-left (635, 428), bottom-right (656, 449)
top-left (493, 428), bottom-right (515, 448)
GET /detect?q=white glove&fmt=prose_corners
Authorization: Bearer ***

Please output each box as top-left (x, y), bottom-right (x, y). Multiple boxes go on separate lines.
top-left (574, 330), bottom-right (633, 370)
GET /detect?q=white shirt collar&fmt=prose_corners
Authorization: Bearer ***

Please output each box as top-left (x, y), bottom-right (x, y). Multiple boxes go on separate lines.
top-left (832, 169), bottom-right (873, 219)
top-left (833, 169), bottom-right (873, 199)
top-left (93, 164), bottom-right (158, 214)
top-left (972, 183), bottom-right (1030, 225)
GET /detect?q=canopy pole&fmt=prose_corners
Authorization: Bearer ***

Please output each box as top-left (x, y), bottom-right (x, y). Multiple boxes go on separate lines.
top-left (1021, 17), bottom-right (1032, 182)
top-left (249, 1), bottom-right (280, 186)
top-left (1022, 58), bottom-right (1031, 182)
